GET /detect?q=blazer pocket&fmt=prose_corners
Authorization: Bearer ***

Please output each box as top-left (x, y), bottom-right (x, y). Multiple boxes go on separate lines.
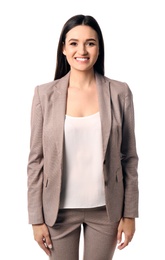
top-left (116, 167), bottom-right (123, 182)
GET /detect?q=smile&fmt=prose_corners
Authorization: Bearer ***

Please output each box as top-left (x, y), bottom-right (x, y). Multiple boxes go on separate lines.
top-left (75, 58), bottom-right (89, 61)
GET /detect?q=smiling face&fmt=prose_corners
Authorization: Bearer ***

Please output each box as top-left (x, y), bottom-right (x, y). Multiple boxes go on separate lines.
top-left (63, 25), bottom-right (99, 73)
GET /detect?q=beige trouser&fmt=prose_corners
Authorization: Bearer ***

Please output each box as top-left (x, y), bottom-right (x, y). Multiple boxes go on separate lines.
top-left (47, 206), bottom-right (119, 260)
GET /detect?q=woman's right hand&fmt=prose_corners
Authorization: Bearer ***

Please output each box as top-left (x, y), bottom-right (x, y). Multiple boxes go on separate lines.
top-left (32, 223), bottom-right (52, 256)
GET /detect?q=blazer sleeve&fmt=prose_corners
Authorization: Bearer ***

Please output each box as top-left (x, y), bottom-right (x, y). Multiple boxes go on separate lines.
top-left (121, 85), bottom-right (139, 218)
top-left (27, 86), bottom-right (44, 224)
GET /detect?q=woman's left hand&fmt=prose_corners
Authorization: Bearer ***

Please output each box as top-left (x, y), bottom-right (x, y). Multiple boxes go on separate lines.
top-left (117, 217), bottom-right (135, 250)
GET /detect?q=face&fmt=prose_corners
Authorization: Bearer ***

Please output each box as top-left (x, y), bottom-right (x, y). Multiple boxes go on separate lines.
top-left (63, 25), bottom-right (99, 72)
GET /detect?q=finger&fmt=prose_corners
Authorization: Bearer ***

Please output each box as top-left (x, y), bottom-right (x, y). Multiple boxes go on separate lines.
top-left (38, 239), bottom-right (51, 256)
top-left (129, 236), bottom-right (133, 242)
top-left (117, 236), bottom-right (129, 250)
top-left (42, 238), bottom-right (48, 249)
top-left (117, 230), bottom-right (122, 244)
top-left (117, 242), bottom-right (125, 250)
top-left (44, 234), bottom-right (53, 249)
top-left (117, 241), bottom-right (128, 250)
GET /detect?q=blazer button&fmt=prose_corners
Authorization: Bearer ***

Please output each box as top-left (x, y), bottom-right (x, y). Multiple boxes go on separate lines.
top-left (103, 160), bottom-right (106, 165)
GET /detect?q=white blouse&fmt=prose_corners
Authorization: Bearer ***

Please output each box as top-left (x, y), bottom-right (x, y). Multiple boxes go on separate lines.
top-left (59, 112), bottom-right (106, 209)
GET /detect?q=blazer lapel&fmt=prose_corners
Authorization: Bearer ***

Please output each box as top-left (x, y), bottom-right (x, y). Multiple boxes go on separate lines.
top-left (96, 73), bottom-right (112, 159)
top-left (53, 73), bottom-right (70, 161)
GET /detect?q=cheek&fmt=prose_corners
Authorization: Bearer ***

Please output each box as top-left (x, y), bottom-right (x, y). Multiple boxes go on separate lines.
top-left (93, 50), bottom-right (99, 62)
top-left (96, 47), bottom-right (100, 56)
top-left (63, 47), bottom-right (74, 57)
top-left (91, 47), bottom-right (99, 58)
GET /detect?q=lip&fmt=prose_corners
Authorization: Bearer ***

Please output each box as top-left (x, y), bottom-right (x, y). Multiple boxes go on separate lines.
top-left (75, 57), bottom-right (89, 61)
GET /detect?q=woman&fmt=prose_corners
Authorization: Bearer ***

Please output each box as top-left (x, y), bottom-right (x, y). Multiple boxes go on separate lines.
top-left (27, 14), bottom-right (139, 260)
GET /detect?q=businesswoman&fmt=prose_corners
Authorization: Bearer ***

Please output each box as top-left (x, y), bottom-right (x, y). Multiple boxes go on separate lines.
top-left (27, 14), bottom-right (139, 260)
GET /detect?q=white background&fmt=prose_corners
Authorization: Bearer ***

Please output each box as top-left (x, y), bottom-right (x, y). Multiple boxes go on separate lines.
top-left (0, 0), bottom-right (165, 259)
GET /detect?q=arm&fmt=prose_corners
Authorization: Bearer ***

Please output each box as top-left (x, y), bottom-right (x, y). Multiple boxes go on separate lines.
top-left (121, 85), bottom-right (139, 218)
top-left (27, 86), bottom-right (44, 224)
top-left (27, 87), bottom-right (52, 255)
top-left (118, 85), bottom-right (139, 249)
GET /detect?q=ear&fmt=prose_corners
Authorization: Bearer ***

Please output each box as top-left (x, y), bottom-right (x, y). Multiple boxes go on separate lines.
top-left (62, 42), bottom-right (66, 55)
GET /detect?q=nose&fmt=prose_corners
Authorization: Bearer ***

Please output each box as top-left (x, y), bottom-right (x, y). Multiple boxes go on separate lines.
top-left (77, 44), bottom-right (88, 55)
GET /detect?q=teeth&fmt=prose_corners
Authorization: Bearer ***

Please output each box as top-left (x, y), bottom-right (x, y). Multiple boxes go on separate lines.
top-left (76, 58), bottom-right (88, 61)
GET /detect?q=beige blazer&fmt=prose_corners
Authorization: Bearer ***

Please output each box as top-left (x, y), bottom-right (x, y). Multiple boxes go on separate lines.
top-left (27, 72), bottom-right (139, 226)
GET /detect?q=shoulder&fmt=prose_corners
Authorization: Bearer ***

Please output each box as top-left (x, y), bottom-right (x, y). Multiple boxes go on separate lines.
top-left (31, 79), bottom-right (60, 107)
top-left (96, 73), bottom-right (132, 97)
top-left (35, 79), bottom-right (59, 96)
top-left (105, 75), bottom-right (132, 97)
top-left (35, 72), bottom-right (70, 98)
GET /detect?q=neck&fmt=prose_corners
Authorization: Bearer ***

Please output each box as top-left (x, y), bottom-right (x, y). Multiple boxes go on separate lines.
top-left (69, 69), bottom-right (95, 89)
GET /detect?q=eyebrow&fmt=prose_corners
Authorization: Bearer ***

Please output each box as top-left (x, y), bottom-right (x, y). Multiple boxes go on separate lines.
top-left (68, 38), bottom-right (97, 42)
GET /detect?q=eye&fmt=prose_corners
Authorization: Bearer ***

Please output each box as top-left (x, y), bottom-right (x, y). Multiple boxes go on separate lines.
top-left (87, 42), bottom-right (96, 46)
top-left (70, 42), bottom-right (77, 46)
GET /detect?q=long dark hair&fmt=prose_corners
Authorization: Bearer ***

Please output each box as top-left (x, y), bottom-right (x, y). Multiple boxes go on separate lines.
top-left (54, 14), bottom-right (105, 80)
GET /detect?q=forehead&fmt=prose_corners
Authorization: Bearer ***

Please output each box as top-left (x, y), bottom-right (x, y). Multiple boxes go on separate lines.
top-left (65, 25), bottom-right (98, 40)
